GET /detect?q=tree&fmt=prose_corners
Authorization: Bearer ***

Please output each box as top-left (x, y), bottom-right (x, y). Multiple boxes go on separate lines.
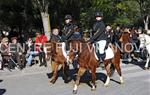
top-left (0, 0), bottom-right (148, 34)
top-left (32, 0), bottom-right (51, 40)
top-left (134, 0), bottom-right (150, 30)
top-left (0, 0), bottom-right (25, 30)
top-left (114, 0), bottom-right (141, 26)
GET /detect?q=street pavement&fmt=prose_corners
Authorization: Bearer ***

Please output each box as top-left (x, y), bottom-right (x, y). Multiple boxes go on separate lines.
top-left (0, 61), bottom-right (150, 95)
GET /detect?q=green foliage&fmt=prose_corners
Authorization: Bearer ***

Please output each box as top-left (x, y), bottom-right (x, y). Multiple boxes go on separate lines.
top-left (114, 1), bottom-right (141, 26)
top-left (0, 0), bottom-right (149, 31)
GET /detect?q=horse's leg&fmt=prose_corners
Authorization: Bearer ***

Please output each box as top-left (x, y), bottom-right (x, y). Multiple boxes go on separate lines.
top-left (73, 67), bottom-right (86, 94)
top-left (104, 60), bottom-right (111, 87)
top-left (50, 63), bottom-right (59, 84)
top-left (62, 63), bottom-right (65, 79)
top-left (51, 61), bottom-right (55, 73)
top-left (144, 56), bottom-right (150, 70)
top-left (91, 67), bottom-right (96, 91)
top-left (112, 60), bottom-right (124, 84)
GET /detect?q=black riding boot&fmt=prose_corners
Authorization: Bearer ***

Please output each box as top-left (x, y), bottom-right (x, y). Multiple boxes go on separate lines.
top-left (99, 53), bottom-right (106, 69)
top-left (99, 53), bottom-right (106, 62)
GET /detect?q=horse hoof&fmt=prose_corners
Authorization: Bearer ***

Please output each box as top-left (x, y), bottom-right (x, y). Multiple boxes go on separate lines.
top-left (49, 81), bottom-right (53, 85)
top-left (49, 81), bottom-right (54, 84)
top-left (73, 90), bottom-right (77, 94)
top-left (104, 84), bottom-right (109, 87)
top-left (50, 80), bottom-right (55, 84)
top-left (120, 81), bottom-right (124, 85)
top-left (91, 88), bottom-right (96, 91)
top-left (144, 67), bottom-right (149, 70)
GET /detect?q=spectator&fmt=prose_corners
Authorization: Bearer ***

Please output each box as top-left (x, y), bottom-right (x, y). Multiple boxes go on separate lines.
top-left (112, 26), bottom-right (122, 45)
top-left (26, 37), bottom-right (38, 66)
top-left (9, 37), bottom-right (26, 69)
top-left (50, 28), bottom-right (62, 42)
top-left (35, 31), bottom-right (48, 67)
top-left (130, 28), bottom-right (140, 51)
top-left (1, 37), bottom-right (16, 69)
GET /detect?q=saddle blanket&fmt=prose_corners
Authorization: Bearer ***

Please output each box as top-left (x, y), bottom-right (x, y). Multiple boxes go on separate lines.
top-left (94, 45), bottom-right (114, 60)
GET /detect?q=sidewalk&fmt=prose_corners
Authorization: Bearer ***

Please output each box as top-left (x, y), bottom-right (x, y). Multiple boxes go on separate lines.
top-left (0, 64), bottom-right (52, 79)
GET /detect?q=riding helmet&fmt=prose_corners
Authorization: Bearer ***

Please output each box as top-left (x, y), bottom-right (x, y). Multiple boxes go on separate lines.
top-left (65, 15), bottom-right (72, 20)
top-left (95, 12), bottom-right (103, 17)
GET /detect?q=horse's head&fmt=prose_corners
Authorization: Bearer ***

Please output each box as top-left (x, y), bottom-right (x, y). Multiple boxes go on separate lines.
top-left (67, 49), bottom-right (77, 64)
top-left (67, 40), bottom-right (85, 63)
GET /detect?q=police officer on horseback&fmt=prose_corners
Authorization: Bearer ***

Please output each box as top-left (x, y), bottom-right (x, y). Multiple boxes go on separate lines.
top-left (62, 14), bottom-right (81, 73)
top-left (62, 15), bottom-right (80, 41)
top-left (62, 14), bottom-right (81, 51)
top-left (89, 12), bottom-right (107, 62)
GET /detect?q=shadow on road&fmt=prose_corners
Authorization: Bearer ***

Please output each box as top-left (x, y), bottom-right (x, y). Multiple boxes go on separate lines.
top-left (0, 89), bottom-right (6, 95)
top-left (131, 59), bottom-right (147, 70)
top-left (122, 58), bottom-right (146, 70)
top-left (0, 80), bottom-right (3, 83)
top-left (46, 68), bottom-right (77, 83)
top-left (46, 67), bottom-right (121, 87)
top-left (0, 80), bottom-right (6, 95)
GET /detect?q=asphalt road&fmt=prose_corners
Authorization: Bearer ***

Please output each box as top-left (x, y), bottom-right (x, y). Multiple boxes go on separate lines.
top-left (0, 62), bottom-right (150, 95)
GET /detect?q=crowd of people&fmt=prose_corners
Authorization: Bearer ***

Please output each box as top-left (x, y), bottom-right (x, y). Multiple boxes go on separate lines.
top-left (0, 30), bottom-right (48, 70)
top-left (0, 11), bottom-right (149, 71)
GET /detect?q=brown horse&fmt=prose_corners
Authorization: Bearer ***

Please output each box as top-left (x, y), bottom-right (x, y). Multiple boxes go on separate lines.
top-left (119, 29), bottom-right (132, 62)
top-left (46, 41), bottom-right (70, 84)
top-left (68, 40), bottom-right (124, 94)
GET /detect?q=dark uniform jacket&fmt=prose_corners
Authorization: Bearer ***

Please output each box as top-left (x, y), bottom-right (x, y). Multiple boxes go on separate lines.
top-left (106, 31), bottom-right (114, 43)
top-left (90, 20), bottom-right (107, 42)
top-left (62, 23), bottom-right (80, 41)
top-left (50, 34), bottom-right (62, 42)
top-left (113, 30), bottom-right (122, 43)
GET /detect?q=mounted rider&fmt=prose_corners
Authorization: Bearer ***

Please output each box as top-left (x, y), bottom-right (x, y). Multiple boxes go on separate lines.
top-left (62, 14), bottom-right (81, 51)
top-left (62, 15), bottom-right (81, 72)
top-left (88, 12), bottom-right (108, 63)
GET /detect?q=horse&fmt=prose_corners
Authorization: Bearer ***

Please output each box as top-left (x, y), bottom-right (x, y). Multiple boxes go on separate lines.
top-left (67, 40), bottom-right (124, 94)
top-left (138, 33), bottom-right (150, 69)
top-left (119, 30), bottom-right (132, 63)
top-left (46, 41), bottom-right (71, 84)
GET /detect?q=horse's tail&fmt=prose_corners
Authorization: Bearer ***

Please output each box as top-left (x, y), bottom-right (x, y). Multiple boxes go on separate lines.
top-left (109, 63), bottom-right (115, 77)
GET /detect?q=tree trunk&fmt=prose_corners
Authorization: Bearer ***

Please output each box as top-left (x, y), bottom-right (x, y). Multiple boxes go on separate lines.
top-left (144, 15), bottom-right (149, 31)
top-left (41, 12), bottom-right (51, 40)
